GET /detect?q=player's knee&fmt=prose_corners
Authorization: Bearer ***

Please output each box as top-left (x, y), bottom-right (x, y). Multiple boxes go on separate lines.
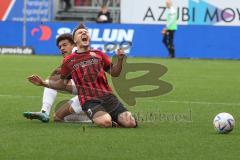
top-left (99, 119), bottom-right (112, 128)
top-left (94, 118), bottom-right (112, 128)
top-left (93, 112), bottom-right (112, 128)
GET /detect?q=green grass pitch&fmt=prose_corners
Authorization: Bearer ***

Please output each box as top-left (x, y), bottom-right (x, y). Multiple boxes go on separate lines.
top-left (0, 55), bottom-right (239, 160)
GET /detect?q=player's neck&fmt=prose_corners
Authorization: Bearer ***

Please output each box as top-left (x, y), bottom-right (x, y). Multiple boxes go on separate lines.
top-left (76, 46), bottom-right (90, 53)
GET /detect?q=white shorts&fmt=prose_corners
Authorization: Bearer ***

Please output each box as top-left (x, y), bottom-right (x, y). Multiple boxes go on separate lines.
top-left (70, 79), bottom-right (78, 95)
top-left (65, 96), bottom-right (91, 123)
top-left (69, 96), bottom-right (82, 114)
top-left (72, 47), bottom-right (77, 53)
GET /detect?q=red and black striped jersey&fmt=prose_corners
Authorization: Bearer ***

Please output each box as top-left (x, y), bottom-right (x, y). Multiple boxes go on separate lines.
top-left (61, 49), bottom-right (113, 105)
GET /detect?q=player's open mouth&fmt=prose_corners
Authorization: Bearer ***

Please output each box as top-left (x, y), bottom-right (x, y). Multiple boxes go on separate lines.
top-left (81, 35), bottom-right (88, 41)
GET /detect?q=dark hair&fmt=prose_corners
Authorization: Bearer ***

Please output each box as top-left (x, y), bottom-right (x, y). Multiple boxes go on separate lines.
top-left (56, 33), bottom-right (74, 47)
top-left (72, 23), bottom-right (87, 40)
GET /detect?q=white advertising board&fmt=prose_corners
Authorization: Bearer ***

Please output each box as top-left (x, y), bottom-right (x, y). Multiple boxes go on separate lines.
top-left (121, 0), bottom-right (240, 26)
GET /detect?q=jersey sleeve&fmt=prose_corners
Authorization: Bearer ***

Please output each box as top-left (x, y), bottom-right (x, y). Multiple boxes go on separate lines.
top-left (98, 51), bottom-right (112, 72)
top-left (60, 57), bottom-right (71, 79)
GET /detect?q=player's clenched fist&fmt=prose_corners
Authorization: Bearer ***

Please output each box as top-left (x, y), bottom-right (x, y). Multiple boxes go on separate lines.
top-left (116, 49), bottom-right (125, 60)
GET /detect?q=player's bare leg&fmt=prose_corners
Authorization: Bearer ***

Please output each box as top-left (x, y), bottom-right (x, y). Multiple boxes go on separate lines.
top-left (54, 103), bottom-right (91, 123)
top-left (54, 103), bottom-right (74, 122)
top-left (54, 96), bottom-right (91, 123)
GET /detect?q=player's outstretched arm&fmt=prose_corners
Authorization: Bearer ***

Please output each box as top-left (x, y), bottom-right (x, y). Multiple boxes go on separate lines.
top-left (27, 75), bottom-right (67, 91)
top-left (28, 75), bottom-right (46, 86)
top-left (109, 49), bottom-right (126, 77)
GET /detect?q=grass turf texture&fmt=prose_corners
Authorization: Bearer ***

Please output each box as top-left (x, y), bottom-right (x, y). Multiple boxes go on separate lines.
top-left (0, 55), bottom-right (239, 160)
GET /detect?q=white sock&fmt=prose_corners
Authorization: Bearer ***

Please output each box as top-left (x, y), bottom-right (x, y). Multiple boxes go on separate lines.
top-left (41, 88), bottom-right (57, 115)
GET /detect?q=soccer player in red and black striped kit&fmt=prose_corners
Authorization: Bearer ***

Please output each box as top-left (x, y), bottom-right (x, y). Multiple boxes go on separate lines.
top-left (28, 24), bottom-right (137, 128)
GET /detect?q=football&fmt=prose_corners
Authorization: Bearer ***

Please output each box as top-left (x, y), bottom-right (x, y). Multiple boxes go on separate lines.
top-left (213, 112), bottom-right (235, 134)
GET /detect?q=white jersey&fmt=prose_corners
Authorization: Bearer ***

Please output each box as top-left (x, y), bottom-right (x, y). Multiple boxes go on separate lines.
top-left (72, 47), bottom-right (77, 53)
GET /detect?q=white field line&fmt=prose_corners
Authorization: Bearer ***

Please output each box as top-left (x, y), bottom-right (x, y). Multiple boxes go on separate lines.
top-left (0, 94), bottom-right (68, 99)
top-left (0, 94), bottom-right (39, 99)
top-left (0, 94), bottom-right (240, 106)
top-left (146, 100), bottom-right (240, 106)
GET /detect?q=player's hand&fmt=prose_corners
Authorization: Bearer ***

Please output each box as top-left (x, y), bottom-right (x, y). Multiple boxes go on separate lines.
top-left (116, 49), bottom-right (125, 60)
top-left (161, 28), bottom-right (167, 35)
top-left (27, 75), bottom-right (45, 86)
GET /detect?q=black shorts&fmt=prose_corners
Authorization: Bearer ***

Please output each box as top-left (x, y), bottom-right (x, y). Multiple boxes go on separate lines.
top-left (82, 94), bottom-right (127, 122)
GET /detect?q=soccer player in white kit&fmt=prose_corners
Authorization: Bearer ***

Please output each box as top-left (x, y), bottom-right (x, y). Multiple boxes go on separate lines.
top-left (23, 33), bottom-right (90, 123)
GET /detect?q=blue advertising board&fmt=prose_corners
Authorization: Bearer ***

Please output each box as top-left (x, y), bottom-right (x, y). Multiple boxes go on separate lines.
top-left (0, 21), bottom-right (23, 46)
top-left (0, 0), bottom-right (53, 22)
top-left (0, 21), bottom-right (240, 59)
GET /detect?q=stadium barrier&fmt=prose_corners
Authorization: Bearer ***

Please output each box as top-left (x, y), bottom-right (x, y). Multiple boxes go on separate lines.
top-left (0, 21), bottom-right (240, 59)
